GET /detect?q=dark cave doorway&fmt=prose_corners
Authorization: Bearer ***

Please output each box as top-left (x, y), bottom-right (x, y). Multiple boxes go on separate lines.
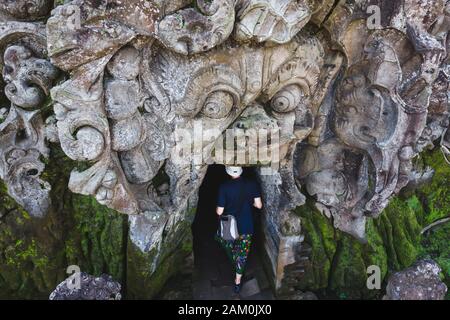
top-left (191, 165), bottom-right (272, 299)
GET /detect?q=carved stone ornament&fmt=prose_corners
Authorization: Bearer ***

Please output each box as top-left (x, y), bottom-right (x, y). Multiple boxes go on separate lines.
top-left (0, 0), bottom-right (449, 291)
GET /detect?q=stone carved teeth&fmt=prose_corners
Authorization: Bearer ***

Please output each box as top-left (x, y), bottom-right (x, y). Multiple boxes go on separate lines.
top-left (111, 115), bottom-right (146, 152)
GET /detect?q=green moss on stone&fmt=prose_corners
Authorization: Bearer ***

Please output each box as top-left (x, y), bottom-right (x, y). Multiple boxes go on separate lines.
top-left (294, 147), bottom-right (449, 299)
top-left (294, 201), bottom-right (336, 291)
top-left (328, 234), bottom-right (368, 298)
top-left (0, 143), bottom-right (195, 299)
top-left (0, 146), bottom-right (126, 298)
top-left (414, 149), bottom-right (450, 224)
top-left (1, 142), bottom-right (447, 299)
top-left (126, 220), bottom-right (193, 299)
top-left (66, 194), bottom-right (126, 281)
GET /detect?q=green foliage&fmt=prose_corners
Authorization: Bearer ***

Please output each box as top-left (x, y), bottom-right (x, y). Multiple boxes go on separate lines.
top-left (414, 149), bottom-right (450, 295)
top-left (419, 224), bottom-right (450, 291)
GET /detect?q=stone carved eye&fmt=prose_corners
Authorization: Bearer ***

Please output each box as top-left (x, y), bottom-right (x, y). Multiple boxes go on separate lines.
top-left (270, 84), bottom-right (305, 113)
top-left (201, 91), bottom-right (235, 119)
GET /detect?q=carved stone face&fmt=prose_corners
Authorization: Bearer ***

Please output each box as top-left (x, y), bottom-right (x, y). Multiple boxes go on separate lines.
top-left (296, 139), bottom-right (369, 239)
top-left (306, 169), bottom-right (347, 207)
top-left (1, 0), bottom-right (449, 297)
top-left (1, 0), bottom-right (447, 245)
top-left (102, 37), bottom-right (325, 213)
top-left (334, 65), bottom-right (398, 150)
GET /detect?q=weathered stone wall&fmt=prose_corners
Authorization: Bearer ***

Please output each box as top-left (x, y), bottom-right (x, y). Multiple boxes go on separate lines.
top-left (293, 148), bottom-right (450, 299)
top-left (0, 0), bottom-right (449, 298)
top-left (0, 146), bottom-right (192, 299)
top-left (0, 146), bottom-right (447, 299)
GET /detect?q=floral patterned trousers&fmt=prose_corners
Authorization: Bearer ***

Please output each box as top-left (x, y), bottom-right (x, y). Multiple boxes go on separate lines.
top-left (216, 234), bottom-right (253, 275)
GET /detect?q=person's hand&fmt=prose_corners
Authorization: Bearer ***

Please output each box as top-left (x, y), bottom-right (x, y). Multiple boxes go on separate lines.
top-left (253, 197), bottom-right (263, 209)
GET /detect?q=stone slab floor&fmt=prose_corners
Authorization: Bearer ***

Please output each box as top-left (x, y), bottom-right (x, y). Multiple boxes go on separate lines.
top-left (192, 224), bottom-right (274, 300)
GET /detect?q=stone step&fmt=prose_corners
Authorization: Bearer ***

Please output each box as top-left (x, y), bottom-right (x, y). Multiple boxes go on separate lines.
top-left (193, 279), bottom-right (213, 300)
top-left (240, 278), bottom-right (261, 298)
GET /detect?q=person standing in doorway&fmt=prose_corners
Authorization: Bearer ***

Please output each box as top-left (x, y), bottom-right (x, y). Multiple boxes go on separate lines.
top-left (216, 166), bottom-right (263, 294)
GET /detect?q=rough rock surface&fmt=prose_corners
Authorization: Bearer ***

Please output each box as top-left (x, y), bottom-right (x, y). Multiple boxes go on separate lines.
top-left (0, 0), bottom-right (448, 297)
top-left (49, 272), bottom-right (121, 300)
top-left (384, 260), bottom-right (448, 300)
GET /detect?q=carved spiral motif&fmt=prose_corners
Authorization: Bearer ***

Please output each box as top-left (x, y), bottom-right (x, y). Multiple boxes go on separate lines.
top-left (271, 84), bottom-right (305, 113)
top-left (201, 91), bottom-right (235, 119)
top-left (3, 45), bottom-right (58, 109)
top-left (175, 65), bottom-right (243, 118)
top-left (58, 113), bottom-right (108, 162)
top-left (72, 127), bottom-right (105, 161)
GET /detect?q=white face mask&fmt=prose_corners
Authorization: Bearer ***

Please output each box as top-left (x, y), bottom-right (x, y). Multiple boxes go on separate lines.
top-left (226, 166), bottom-right (243, 177)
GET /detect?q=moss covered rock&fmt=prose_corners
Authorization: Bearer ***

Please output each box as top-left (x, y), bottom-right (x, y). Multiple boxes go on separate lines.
top-left (0, 147), bottom-right (126, 299)
top-left (0, 146), bottom-right (192, 299)
top-left (126, 215), bottom-right (193, 299)
top-left (294, 147), bottom-right (450, 299)
top-left (0, 144), bottom-right (447, 299)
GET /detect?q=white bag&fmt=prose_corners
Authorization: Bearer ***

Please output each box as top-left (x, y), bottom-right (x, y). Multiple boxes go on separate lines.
top-left (220, 215), bottom-right (239, 241)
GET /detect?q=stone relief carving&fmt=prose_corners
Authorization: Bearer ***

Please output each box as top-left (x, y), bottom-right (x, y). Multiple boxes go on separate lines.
top-left (0, 0), bottom-right (449, 291)
top-left (156, 0), bottom-right (315, 54)
top-left (295, 0), bottom-right (450, 241)
top-left (234, 0), bottom-right (311, 44)
top-left (0, 20), bottom-right (58, 218)
top-left (0, 0), bottom-right (53, 21)
top-left (157, 0), bottom-right (236, 55)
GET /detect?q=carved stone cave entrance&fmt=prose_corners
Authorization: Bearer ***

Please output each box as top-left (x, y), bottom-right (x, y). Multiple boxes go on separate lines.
top-left (191, 164), bottom-right (273, 299)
